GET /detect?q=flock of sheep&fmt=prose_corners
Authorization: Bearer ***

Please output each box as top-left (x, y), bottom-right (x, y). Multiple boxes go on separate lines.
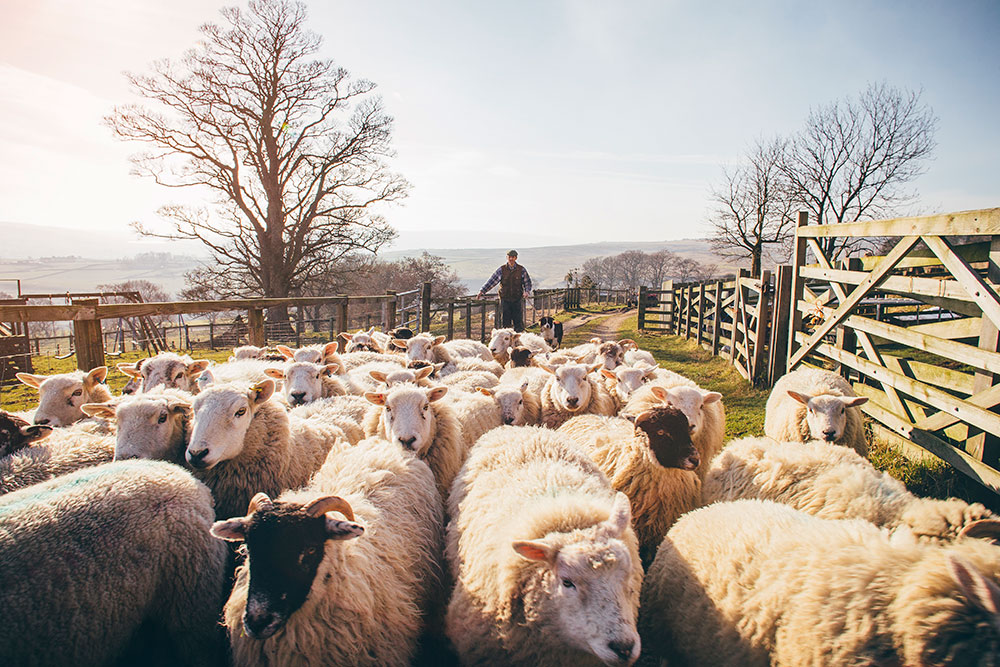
top-left (0, 321), bottom-right (998, 666)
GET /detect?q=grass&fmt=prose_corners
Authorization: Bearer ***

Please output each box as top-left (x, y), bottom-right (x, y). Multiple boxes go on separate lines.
top-left (610, 316), bottom-right (997, 509)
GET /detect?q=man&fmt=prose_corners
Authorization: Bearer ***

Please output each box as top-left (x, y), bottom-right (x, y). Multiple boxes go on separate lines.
top-left (477, 250), bottom-right (532, 332)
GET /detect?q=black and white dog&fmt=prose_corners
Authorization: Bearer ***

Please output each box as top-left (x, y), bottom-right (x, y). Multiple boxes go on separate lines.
top-left (538, 316), bottom-right (563, 350)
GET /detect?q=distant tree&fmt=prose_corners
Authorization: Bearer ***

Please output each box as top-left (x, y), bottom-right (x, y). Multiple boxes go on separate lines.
top-left (616, 250), bottom-right (648, 290)
top-left (710, 136), bottom-right (795, 277)
top-left (643, 249), bottom-right (677, 289)
top-left (780, 82), bottom-right (937, 259)
top-left (97, 279), bottom-right (172, 326)
top-left (107, 0), bottom-right (406, 323)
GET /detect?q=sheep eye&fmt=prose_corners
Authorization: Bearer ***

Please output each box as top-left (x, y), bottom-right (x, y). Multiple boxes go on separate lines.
top-left (158, 412), bottom-right (168, 424)
top-left (562, 578), bottom-right (575, 589)
top-left (657, 429), bottom-right (665, 436)
top-left (518, 400), bottom-right (523, 405)
top-left (235, 407), bottom-right (247, 417)
top-left (841, 406), bottom-right (845, 414)
top-left (71, 389), bottom-right (83, 397)
top-left (422, 404), bottom-right (429, 411)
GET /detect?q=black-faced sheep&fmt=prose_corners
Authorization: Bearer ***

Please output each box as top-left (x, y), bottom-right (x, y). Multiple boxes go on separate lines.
top-left (446, 426), bottom-right (643, 666)
top-left (507, 345), bottom-right (536, 368)
top-left (0, 410), bottom-right (50, 458)
top-left (0, 460), bottom-right (229, 666)
top-left (703, 436), bottom-right (998, 544)
top-left (640, 499), bottom-right (1000, 666)
top-left (558, 408), bottom-right (701, 566)
top-left (765, 366), bottom-right (869, 455)
top-left (212, 437), bottom-right (443, 666)
top-left (16, 366), bottom-right (112, 426)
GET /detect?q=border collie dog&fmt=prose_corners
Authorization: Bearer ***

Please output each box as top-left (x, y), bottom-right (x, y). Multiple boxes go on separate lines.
top-left (538, 316), bottom-right (563, 349)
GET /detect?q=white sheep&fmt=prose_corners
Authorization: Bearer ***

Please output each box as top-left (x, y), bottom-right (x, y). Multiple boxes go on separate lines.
top-left (339, 350), bottom-right (405, 371)
top-left (558, 408), bottom-right (701, 567)
top-left (447, 390), bottom-right (504, 446)
top-left (121, 352), bottom-right (211, 394)
top-left (438, 368), bottom-right (500, 394)
top-left (0, 422), bottom-right (115, 495)
top-left (287, 394), bottom-right (369, 445)
top-left (367, 365), bottom-right (435, 388)
top-left (639, 499), bottom-right (1000, 666)
top-left (339, 326), bottom-right (388, 353)
top-left (212, 437), bottom-right (443, 666)
top-left (82, 387), bottom-right (193, 464)
top-left (600, 363), bottom-right (659, 411)
top-left (263, 361), bottom-right (346, 406)
top-left (275, 340), bottom-right (343, 365)
top-left (445, 426), bottom-right (643, 666)
top-left (621, 340), bottom-right (656, 367)
top-left (623, 380), bottom-right (724, 483)
top-left (230, 344), bottom-right (264, 361)
top-left (362, 384), bottom-right (465, 502)
top-left (16, 366), bottom-right (112, 426)
top-left (538, 361), bottom-right (617, 429)
top-left (396, 333), bottom-right (491, 371)
top-left (0, 460), bottom-right (229, 666)
top-left (343, 360), bottom-right (413, 395)
top-left (476, 381), bottom-right (540, 426)
top-left (454, 355), bottom-right (505, 377)
top-left (183, 379), bottom-right (346, 518)
top-left (487, 327), bottom-right (551, 363)
top-left (703, 436), bottom-right (997, 543)
top-left (765, 366), bottom-right (870, 456)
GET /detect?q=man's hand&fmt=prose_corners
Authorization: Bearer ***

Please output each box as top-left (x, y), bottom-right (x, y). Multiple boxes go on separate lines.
top-left (523, 292), bottom-right (530, 300)
top-left (476, 292), bottom-right (484, 300)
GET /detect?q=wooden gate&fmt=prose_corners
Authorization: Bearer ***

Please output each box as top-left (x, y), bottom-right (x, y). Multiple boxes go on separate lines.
top-left (787, 208), bottom-right (1000, 492)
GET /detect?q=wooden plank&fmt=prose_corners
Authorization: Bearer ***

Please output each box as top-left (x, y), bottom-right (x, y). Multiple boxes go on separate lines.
top-left (790, 236), bottom-right (920, 368)
top-left (924, 234), bottom-right (1000, 333)
top-left (752, 270), bottom-right (772, 385)
top-left (796, 207), bottom-right (1000, 239)
top-left (769, 265), bottom-right (792, 384)
top-left (787, 212), bottom-right (809, 373)
top-left (881, 355), bottom-right (975, 395)
top-left (856, 383), bottom-right (970, 442)
top-left (798, 266), bottom-right (980, 305)
top-left (803, 336), bottom-right (1000, 436)
top-left (967, 235), bottom-right (1000, 462)
top-left (711, 280), bottom-right (723, 356)
top-left (859, 239), bottom-right (990, 272)
top-left (732, 357), bottom-right (750, 381)
top-left (697, 283), bottom-right (706, 346)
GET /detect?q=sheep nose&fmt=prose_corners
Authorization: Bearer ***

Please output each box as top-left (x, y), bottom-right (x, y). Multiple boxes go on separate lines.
top-left (503, 417), bottom-right (514, 425)
top-left (608, 639), bottom-right (635, 661)
top-left (822, 430), bottom-right (837, 441)
top-left (684, 454), bottom-right (700, 470)
top-left (34, 418), bottom-right (50, 425)
top-left (398, 436), bottom-right (417, 450)
top-left (290, 392), bottom-right (306, 405)
top-left (187, 448), bottom-right (210, 468)
top-left (566, 397), bottom-right (579, 407)
top-left (243, 610), bottom-right (280, 639)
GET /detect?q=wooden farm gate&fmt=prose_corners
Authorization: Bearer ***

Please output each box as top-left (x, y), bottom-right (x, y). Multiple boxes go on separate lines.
top-left (787, 208), bottom-right (1000, 493)
top-left (0, 297), bottom-right (31, 385)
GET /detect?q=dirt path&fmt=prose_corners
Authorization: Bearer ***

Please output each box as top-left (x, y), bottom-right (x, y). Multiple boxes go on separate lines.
top-left (562, 308), bottom-right (636, 339)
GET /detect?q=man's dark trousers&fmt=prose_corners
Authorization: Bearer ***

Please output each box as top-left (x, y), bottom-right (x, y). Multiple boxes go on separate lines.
top-left (501, 299), bottom-right (524, 332)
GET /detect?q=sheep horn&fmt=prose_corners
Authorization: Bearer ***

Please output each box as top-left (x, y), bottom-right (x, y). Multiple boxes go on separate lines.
top-left (304, 495), bottom-right (355, 521)
top-left (248, 492), bottom-right (273, 514)
top-left (958, 519), bottom-right (1000, 543)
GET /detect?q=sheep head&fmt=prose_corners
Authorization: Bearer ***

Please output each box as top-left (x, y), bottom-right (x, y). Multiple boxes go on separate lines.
top-left (628, 406), bottom-right (699, 470)
top-left (787, 390), bottom-right (868, 442)
top-left (210, 493), bottom-right (363, 640)
top-left (103, 388), bottom-right (192, 463)
top-left (543, 362), bottom-right (603, 413)
top-left (267, 362), bottom-right (340, 406)
top-left (511, 492), bottom-right (641, 666)
top-left (0, 410), bottom-right (51, 458)
top-left (139, 353), bottom-right (210, 394)
top-left (185, 380), bottom-right (275, 469)
top-left (481, 381), bottom-right (530, 425)
top-left (18, 366), bottom-right (109, 427)
top-left (365, 385), bottom-right (448, 454)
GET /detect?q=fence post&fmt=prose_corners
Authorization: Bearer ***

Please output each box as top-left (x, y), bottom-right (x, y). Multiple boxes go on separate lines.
top-left (769, 265), bottom-right (793, 384)
top-left (336, 298), bottom-right (349, 341)
top-left (711, 280), bottom-right (723, 356)
top-left (295, 307), bottom-right (303, 347)
top-left (384, 290), bottom-right (397, 331)
top-left (968, 235), bottom-right (1000, 463)
top-left (834, 259), bottom-right (860, 382)
top-left (248, 308), bottom-right (266, 347)
top-left (209, 321), bottom-right (215, 350)
top-left (480, 302), bottom-right (487, 342)
top-left (638, 286), bottom-right (647, 330)
top-left (72, 298), bottom-right (104, 372)
top-left (786, 211), bottom-right (809, 371)
top-left (447, 302), bottom-right (455, 340)
top-left (420, 282), bottom-right (432, 333)
top-left (752, 270), bottom-right (772, 385)
top-left (696, 282), bottom-right (706, 347)
top-left (730, 271), bottom-right (746, 363)
top-left (683, 285), bottom-right (692, 339)
top-left (672, 285), bottom-right (680, 334)
top-left (465, 301), bottom-right (472, 339)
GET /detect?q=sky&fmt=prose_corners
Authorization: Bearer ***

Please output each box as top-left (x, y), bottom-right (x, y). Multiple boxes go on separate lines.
top-left (0, 0), bottom-right (998, 252)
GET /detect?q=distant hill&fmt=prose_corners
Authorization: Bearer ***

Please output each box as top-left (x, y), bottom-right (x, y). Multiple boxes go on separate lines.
top-left (0, 254), bottom-right (202, 298)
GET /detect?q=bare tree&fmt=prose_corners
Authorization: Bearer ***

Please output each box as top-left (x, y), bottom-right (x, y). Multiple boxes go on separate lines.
top-left (780, 82), bottom-right (937, 259)
top-left (710, 137), bottom-right (795, 277)
top-left (106, 0), bottom-right (407, 323)
top-left (643, 250), bottom-right (676, 289)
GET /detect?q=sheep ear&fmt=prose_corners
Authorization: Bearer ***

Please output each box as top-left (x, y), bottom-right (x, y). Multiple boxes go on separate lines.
top-left (365, 392), bottom-right (387, 406)
top-left (117, 363), bottom-right (142, 379)
top-left (787, 390), bottom-right (812, 406)
top-left (842, 396), bottom-right (869, 408)
top-left (210, 518), bottom-right (249, 542)
top-left (512, 540), bottom-right (557, 564)
top-left (85, 366), bottom-right (108, 387)
top-left (276, 345), bottom-right (296, 360)
top-left (433, 362), bottom-right (446, 373)
top-left (81, 403), bottom-right (117, 419)
top-left (414, 366), bottom-right (434, 380)
top-left (538, 363), bottom-right (556, 375)
top-left (367, 326), bottom-right (376, 336)
top-left (21, 424), bottom-right (52, 443)
top-left (15, 373), bottom-right (46, 388)
top-left (623, 412), bottom-right (644, 425)
top-left (649, 385), bottom-right (669, 402)
top-left (197, 369), bottom-right (216, 389)
top-left (323, 341), bottom-right (340, 356)
top-left (326, 518), bottom-right (365, 541)
top-left (947, 555), bottom-right (1000, 616)
top-left (167, 399), bottom-right (192, 415)
top-left (642, 365), bottom-right (658, 378)
top-left (339, 332), bottom-right (353, 343)
top-left (263, 368), bottom-right (285, 380)
top-left (958, 519), bottom-right (1000, 544)
top-left (427, 386), bottom-right (448, 402)
top-left (250, 380), bottom-right (275, 405)
top-left (433, 335), bottom-right (446, 346)
top-left (187, 360), bottom-right (211, 376)
top-left (588, 362), bottom-right (604, 374)
top-left (477, 387), bottom-right (495, 397)
top-left (702, 391), bottom-right (723, 405)
top-left (600, 492), bottom-right (632, 538)
top-left (601, 369), bottom-right (617, 381)
top-left (322, 363), bottom-right (340, 377)
top-left (391, 339), bottom-right (408, 349)
top-left (369, 371), bottom-right (387, 383)
top-left (520, 380), bottom-right (529, 392)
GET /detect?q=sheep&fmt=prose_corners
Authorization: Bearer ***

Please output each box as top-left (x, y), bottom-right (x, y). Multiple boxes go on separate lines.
top-left (593, 340), bottom-right (628, 370)
top-left (287, 394), bottom-right (369, 445)
top-left (0, 459), bottom-right (229, 666)
top-left (477, 381), bottom-right (540, 426)
top-left (538, 362), bottom-right (617, 429)
top-left (454, 355), bottom-right (505, 377)
top-left (538, 315), bottom-right (563, 349)
top-left (387, 325), bottom-right (414, 341)
top-left (343, 360), bottom-right (414, 395)
top-left (339, 326), bottom-right (388, 353)
top-left (563, 338), bottom-right (601, 363)
top-left (439, 368), bottom-right (500, 394)
top-left (0, 410), bottom-right (51, 458)
top-left (395, 333), bottom-right (491, 370)
top-left (16, 366), bottom-right (112, 426)
top-left (211, 436), bottom-right (443, 666)
top-left (558, 408), bottom-right (701, 566)
top-left (117, 358), bottom-right (146, 395)
top-left (183, 379), bottom-right (345, 518)
top-left (122, 352), bottom-right (211, 394)
top-left (622, 343), bottom-right (656, 368)
top-left (703, 436), bottom-right (998, 544)
top-left (488, 327), bottom-right (550, 363)
top-left (499, 365), bottom-right (551, 402)
top-left (196, 359), bottom-right (290, 394)
top-left (448, 390), bottom-right (504, 446)
top-left (0, 422), bottom-right (115, 495)
top-left (445, 426), bottom-right (643, 666)
top-left (639, 499), bottom-right (1000, 666)
top-left (275, 340), bottom-right (342, 365)
top-left (600, 363), bottom-right (659, 411)
top-left (82, 387), bottom-right (194, 464)
top-left (231, 344), bottom-right (264, 361)
top-left (362, 384), bottom-right (465, 502)
top-left (263, 361), bottom-right (346, 406)
top-left (507, 345), bottom-right (536, 368)
top-left (368, 364), bottom-right (436, 389)
top-left (623, 381), bottom-right (724, 482)
top-left (765, 366), bottom-right (870, 456)
top-left (340, 350), bottom-right (406, 371)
